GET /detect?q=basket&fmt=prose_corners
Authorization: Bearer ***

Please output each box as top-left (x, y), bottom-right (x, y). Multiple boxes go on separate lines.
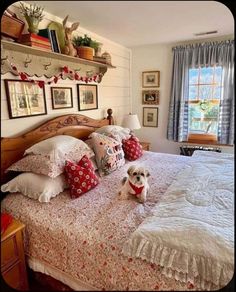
top-left (1, 14), bottom-right (25, 41)
top-left (76, 46), bottom-right (94, 60)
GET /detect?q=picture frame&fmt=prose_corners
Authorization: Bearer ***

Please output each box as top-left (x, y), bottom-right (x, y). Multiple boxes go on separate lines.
top-left (4, 79), bottom-right (47, 119)
top-left (142, 71), bottom-right (160, 87)
top-left (51, 87), bottom-right (73, 109)
top-left (142, 90), bottom-right (159, 105)
top-left (143, 107), bottom-right (158, 127)
top-left (77, 84), bottom-right (98, 111)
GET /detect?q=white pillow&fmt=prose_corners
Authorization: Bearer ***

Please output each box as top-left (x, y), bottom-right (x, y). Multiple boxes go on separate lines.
top-left (1, 173), bottom-right (67, 203)
top-left (24, 135), bottom-right (91, 160)
top-left (95, 125), bottom-right (124, 133)
top-left (95, 125), bottom-right (131, 141)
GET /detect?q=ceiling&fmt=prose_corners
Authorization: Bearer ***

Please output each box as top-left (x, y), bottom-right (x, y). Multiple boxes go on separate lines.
top-left (25, 1), bottom-right (234, 47)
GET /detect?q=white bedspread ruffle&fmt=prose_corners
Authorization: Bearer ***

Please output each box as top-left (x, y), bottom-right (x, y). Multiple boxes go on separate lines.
top-left (122, 151), bottom-right (234, 290)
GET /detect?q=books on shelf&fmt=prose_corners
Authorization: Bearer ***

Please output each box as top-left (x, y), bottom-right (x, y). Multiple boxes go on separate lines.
top-left (50, 30), bottom-right (60, 53)
top-left (19, 33), bottom-right (52, 51)
top-left (38, 28), bottom-right (61, 53)
top-left (20, 41), bottom-right (52, 51)
top-left (20, 33), bottom-right (50, 45)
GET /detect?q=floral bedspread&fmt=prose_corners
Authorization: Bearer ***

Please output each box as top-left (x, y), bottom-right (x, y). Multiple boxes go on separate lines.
top-left (1, 151), bottom-right (199, 291)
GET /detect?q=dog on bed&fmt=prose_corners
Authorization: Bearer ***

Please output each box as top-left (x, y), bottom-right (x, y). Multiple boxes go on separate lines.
top-left (118, 165), bottom-right (150, 203)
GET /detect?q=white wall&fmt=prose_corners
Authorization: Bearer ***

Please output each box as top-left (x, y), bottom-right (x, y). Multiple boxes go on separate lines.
top-left (131, 35), bottom-right (234, 154)
top-left (1, 2), bottom-right (131, 136)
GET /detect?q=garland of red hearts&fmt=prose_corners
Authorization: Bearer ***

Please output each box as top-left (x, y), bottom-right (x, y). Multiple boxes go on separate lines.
top-left (9, 63), bottom-right (103, 88)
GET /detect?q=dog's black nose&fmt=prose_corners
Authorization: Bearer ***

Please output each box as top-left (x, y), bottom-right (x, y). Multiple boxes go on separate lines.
top-left (137, 176), bottom-right (140, 181)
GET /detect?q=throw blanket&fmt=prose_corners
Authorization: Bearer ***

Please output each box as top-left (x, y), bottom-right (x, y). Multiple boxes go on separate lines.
top-left (122, 151), bottom-right (234, 290)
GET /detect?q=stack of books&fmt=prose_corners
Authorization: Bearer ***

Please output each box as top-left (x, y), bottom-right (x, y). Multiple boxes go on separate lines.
top-left (38, 29), bottom-right (61, 53)
top-left (19, 33), bottom-right (52, 51)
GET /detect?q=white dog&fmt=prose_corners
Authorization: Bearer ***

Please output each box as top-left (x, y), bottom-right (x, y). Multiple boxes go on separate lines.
top-left (118, 165), bottom-right (150, 203)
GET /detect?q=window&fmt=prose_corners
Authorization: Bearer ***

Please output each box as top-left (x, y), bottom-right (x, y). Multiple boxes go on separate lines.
top-left (187, 66), bottom-right (223, 142)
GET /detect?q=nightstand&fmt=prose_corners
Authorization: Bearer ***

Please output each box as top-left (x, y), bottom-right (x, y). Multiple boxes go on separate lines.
top-left (1, 218), bottom-right (29, 290)
top-left (140, 141), bottom-right (151, 151)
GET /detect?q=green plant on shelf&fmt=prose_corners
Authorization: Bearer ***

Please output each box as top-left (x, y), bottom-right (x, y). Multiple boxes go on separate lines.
top-left (72, 34), bottom-right (99, 49)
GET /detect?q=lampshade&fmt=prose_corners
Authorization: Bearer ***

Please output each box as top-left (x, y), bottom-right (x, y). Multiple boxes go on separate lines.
top-left (122, 113), bottom-right (141, 130)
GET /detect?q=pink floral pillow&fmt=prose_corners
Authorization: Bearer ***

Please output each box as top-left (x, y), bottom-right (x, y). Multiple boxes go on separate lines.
top-left (6, 146), bottom-right (94, 178)
top-left (64, 156), bottom-right (99, 198)
top-left (89, 132), bottom-right (125, 176)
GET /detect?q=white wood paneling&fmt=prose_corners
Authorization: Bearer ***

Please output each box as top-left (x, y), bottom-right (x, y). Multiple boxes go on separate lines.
top-left (1, 2), bottom-right (131, 137)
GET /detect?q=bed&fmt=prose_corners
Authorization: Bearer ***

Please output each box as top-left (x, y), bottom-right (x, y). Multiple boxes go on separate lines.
top-left (1, 110), bottom-right (234, 291)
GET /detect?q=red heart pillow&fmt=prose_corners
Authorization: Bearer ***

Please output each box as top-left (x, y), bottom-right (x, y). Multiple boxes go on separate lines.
top-left (122, 135), bottom-right (143, 161)
top-left (64, 156), bottom-right (99, 198)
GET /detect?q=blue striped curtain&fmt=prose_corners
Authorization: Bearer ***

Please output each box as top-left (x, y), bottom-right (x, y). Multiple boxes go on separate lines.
top-left (167, 40), bottom-right (234, 145)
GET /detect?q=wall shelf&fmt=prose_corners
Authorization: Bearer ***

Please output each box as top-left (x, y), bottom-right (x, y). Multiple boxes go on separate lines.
top-left (1, 40), bottom-right (116, 81)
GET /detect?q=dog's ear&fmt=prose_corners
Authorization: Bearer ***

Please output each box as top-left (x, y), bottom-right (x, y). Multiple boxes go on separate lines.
top-left (145, 170), bottom-right (150, 177)
top-left (127, 166), bottom-right (135, 176)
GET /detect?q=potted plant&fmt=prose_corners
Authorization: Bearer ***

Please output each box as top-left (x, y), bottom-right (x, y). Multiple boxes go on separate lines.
top-left (19, 2), bottom-right (44, 34)
top-left (72, 34), bottom-right (99, 60)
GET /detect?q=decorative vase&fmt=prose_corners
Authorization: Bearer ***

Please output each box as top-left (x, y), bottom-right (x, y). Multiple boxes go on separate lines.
top-left (77, 46), bottom-right (94, 60)
top-left (95, 42), bottom-right (103, 57)
top-left (25, 16), bottom-right (40, 34)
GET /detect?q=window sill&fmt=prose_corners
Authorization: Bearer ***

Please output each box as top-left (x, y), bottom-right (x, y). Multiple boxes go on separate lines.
top-left (187, 133), bottom-right (217, 144)
top-left (182, 133), bottom-right (233, 147)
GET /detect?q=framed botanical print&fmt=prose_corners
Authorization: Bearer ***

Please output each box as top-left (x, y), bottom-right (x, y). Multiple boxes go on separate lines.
top-left (143, 107), bottom-right (158, 127)
top-left (142, 71), bottom-right (160, 87)
top-left (142, 90), bottom-right (159, 105)
top-left (4, 79), bottom-right (47, 119)
top-left (51, 87), bottom-right (73, 109)
top-left (77, 84), bottom-right (98, 111)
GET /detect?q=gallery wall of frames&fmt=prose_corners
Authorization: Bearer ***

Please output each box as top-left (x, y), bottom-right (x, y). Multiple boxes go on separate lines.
top-left (141, 70), bottom-right (160, 127)
top-left (4, 79), bottom-right (98, 119)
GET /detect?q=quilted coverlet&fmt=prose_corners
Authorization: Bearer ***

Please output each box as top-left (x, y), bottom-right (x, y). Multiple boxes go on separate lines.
top-left (122, 151), bottom-right (234, 290)
top-left (2, 151), bottom-right (229, 290)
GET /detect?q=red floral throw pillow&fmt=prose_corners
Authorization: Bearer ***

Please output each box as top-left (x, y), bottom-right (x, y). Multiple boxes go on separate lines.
top-left (64, 155), bottom-right (99, 198)
top-left (122, 135), bottom-right (143, 161)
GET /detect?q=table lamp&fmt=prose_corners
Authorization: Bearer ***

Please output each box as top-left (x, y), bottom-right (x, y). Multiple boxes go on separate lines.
top-left (122, 113), bottom-right (141, 135)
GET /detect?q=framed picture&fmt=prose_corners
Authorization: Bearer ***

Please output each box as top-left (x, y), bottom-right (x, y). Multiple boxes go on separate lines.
top-left (143, 107), bottom-right (158, 127)
top-left (4, 79), bottom-right (47, 119)
top-left (77, 84), bottom-right (98, 111)
top-left (142, 71), bottom-right (160, 87)
top-left (51, 87), bottom-right (73, 109)
top-left (142, 90), bottom-right (159, 105)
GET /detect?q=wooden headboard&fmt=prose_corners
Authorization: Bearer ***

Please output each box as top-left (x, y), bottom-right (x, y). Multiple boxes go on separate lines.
top-left (1, 109), bottom-right (114, 184)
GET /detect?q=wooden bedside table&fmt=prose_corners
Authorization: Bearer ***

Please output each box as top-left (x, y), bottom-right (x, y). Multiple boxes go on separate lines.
top-left (1, 218), bottom-right (29, 290)
top-left (140, 141), bottom-right (151, 151)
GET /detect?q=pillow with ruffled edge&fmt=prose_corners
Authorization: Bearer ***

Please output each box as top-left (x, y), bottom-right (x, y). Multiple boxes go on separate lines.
top-left (24, 135), bottom-right (92, 161)
top-left (6, 145), bottom-right (94, 178)
top-left (89, 132), bottom-right (125, 176)
top-left (95, 125), bottom-right (131, 142)
top-left (1, 172), bottom-right (67, 203)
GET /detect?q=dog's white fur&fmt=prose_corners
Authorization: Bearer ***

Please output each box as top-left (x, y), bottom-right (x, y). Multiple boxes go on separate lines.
top-left (118, 165), bottom-right (150, 203)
